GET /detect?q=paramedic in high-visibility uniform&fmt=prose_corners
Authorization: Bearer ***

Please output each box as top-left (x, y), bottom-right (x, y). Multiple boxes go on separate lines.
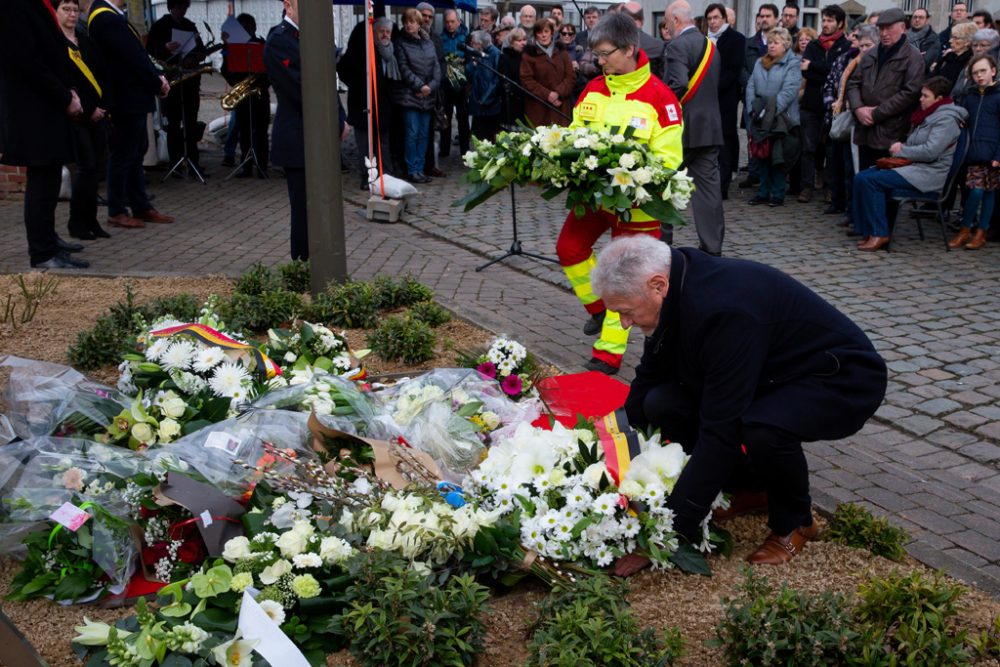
top-left (556, 12), bottom-right (685, 375)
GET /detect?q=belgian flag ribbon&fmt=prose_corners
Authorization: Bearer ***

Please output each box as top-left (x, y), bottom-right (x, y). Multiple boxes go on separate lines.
top-left (595, 408), bottom-right (642, 485)
top-left (150, 323), bottom-right (281, 381)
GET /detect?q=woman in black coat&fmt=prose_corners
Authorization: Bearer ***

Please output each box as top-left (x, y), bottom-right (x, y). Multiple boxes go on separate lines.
top-left (498, 27), bottom-right (528, 128)
top-left (54, 0), bottom-right (112, 240)
top-left (392, 8), bottom-right (441, 184)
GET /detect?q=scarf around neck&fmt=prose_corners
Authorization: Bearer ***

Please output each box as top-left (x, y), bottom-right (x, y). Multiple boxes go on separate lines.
top-left (819, 29), bottom-right (843, 51)
top-left (910, 96), bottom-right (951, 128)
top-left (708, 23), bottom-right (728, 43)
top-left (375, 39), bottom-right (401, 80)
top-left (538, 41), bottom-right (555, 58)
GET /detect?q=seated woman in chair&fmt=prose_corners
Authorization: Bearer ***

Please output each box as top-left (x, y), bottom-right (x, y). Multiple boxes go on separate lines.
top-left (851, 76), bottom-right (967, 251)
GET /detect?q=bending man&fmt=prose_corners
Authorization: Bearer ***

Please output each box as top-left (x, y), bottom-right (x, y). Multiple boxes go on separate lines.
top-left (593, 235), bottom-right (886, 564)
top-left (556, 12), bottom-right (684, 374)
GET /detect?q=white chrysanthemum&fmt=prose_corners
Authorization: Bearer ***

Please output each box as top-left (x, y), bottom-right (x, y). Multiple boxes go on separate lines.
top-left (145, 338), bottom-right (169, 362)
top-left (192, 346), bottom-right (226, 373)
top-left (592, 492), bottom-right (620, 516)
top-left (584, 155), bottom-right (599, 170)
top-left (208, 361), bottom-right (251, 398)
top-left (292, 552), bottom-right (323, 569)
top-left (160, 340), bottom-right (197, 371)
top-left (258, 600), bottom-right (286, 626)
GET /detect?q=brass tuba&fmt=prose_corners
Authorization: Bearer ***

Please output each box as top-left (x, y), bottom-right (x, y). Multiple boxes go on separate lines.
top-left (221, 74), bottom-right (264, 111)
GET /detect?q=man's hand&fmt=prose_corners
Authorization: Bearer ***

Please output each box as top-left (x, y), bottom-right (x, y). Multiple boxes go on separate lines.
top-left (800, 58), bottom-right (810, 70)
top-left (854, 105), bottom-right (876, 126)
top-left (159, 76), bottom-right (171, 98)
top-left (889, 141), bottom-right (903, 155)
top-left (547, 90), bottom-right (559, 105)
top-left (91, 106), bottom-right (107, 122)
top-left (66, 90), bottom-right (83, 116)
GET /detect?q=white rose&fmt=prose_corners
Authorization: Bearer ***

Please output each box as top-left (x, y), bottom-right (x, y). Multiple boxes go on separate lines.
top-left (131, 422), bottom-right (154, 444)
top-left (161, 397), bottom-right (187, 419)
top-left (292, 553), bottom-right (323, 569)
top-left (619, 479), bottom-right (644, 499)
top-left (319, 536), bottom-right (354, 565)
top-left (366, 529), bottom-right (397, 551)
top-left (619, 153), bottom-right (636, 169)
top-left (284, 351), bottom-right (298, 363)
top-left (583, 462), bottom-right (609, 489)
top-left (222, 536), bottom-right (252, 562)
top-left (259, 559), bottom-right (292, 585)
top-left (157, 418), bottom-right (181, 442)
top-left (276, 529), bottom-right (308, 558)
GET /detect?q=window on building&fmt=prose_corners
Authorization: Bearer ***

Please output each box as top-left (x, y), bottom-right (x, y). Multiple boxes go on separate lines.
top-left (803, 12), bottom-right (817, 28)
top-left (803, 0), bottom-right (817, 7)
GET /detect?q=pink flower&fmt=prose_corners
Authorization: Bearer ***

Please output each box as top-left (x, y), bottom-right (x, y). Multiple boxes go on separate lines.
top-left (62, 467), bottom-right (86, 491)
top-left (501, 374), bottom-right (523, 396)
top-left (476, 362), bottom-right (497, 379)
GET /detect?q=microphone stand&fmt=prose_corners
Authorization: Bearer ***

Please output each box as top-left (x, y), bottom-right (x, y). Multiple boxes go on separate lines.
top-left (463, 47), bottom-right (565, 272)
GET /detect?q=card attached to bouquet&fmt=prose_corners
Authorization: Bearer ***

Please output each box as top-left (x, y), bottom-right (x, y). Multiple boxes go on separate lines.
top-left (204, 431), bottom-right (242, 455)
top-left (50, 502), bottom-right (91, 531)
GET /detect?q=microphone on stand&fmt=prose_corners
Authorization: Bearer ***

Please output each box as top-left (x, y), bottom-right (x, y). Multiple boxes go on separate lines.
top-left (458, 42), bottom-right (486, 58)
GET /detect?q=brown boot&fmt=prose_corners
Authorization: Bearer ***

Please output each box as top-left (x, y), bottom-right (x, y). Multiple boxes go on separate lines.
top-left (948, 227), bottom-right (972, 249)
top-left (965, 228), bottom-right (987, 250)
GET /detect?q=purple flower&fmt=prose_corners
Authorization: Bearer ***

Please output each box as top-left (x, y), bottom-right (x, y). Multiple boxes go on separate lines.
top-left (501, 374), bottom-right (523, 397)
top-left (476, 362), bottom-right (497, 379)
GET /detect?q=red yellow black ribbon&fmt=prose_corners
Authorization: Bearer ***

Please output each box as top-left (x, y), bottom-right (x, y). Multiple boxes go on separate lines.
top-left (596, 408), bottom-right (642, 485)
top-left (681, 37), bottom-right (716, 105)
top-left (150, 323), bottom-right (280, 380)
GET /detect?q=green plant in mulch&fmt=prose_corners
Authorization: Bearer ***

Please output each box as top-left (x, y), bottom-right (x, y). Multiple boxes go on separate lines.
top-left (709, 566), bottom-right (858, 666)
top-left (2, 274), bottom-right (58, 327)
top-left (852, 569), bottom-right (972, 666)
top-left (826, 503), bottom-right (909, 561)
top-left (367, 315), bottom-right (436, 364)
top-left (309, 279), bottom-right (381, 329)
top-left (330, 551), bottom-right (490, 667)
top-left (407, 301), bottom-right (452, 327)
top-left (371, 274), bottom-right (434, 310)
top-left (221, 289), bottom-right (304, 333)
top-left (969, 615), bottom-right (1000, 659)
top-left (526, 575), bottom-right (685, 667)
top-left (278, 259), bottom-right (311, 293)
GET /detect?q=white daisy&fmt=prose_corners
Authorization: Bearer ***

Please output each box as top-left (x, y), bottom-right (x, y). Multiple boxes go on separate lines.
top-left (160, 340), bottom-right (197, 371)
top-left (258, 599), bottom-right (286, 626)
top-left (192, 346), bottom-right (226, 373)
top-left (208, 361), bottom-right (251, 398)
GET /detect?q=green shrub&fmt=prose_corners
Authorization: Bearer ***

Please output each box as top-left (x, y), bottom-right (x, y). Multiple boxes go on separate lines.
top-left (970, 615), bottom-right (1000, 658)
top-left (144, 293), bottom-right (200, 323)
top-left (234, 262), bottom-right (281, 296)
top-left (311, 280), bottom-right (381, 329)
top-left (852, 569), bottom-right (971, 666)
top-left (527, 575), bottom-right (684, 667)
top-left (223, 290), bottom-right (303, 332)
top-left (709, 567), bottom-right (857, 667)
top-left (367, 315), bottom-right (436, 364)
top-left (407, 301), bottom-right (452, 327)
top-left (278, 260), bottom-right (311, 293)
top-left (333, 551), bottom-right (490, 667)
top-left (371, 275), bottom-right (403, 309)
top-left (67, 286), bottom-right (145, 369)
top-left (395, 275), bottom-right (434, 307)
top-left (826, 503), bottom-right (909, 561)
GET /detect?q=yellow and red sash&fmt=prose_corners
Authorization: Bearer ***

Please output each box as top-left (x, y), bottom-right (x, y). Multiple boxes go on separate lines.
top-left (67, 45), bottom-right (102, 98)
top-left (596, 408), bottom-right (642, 484)
top-left (150, 323), bottom-right (281, 380)
top-left (680, 37), bottom-right (716, 105)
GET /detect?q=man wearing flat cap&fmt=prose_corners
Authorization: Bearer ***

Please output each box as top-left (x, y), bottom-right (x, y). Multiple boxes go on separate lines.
top-left (593, 236), bottom-right (887, 566)
top-left (846, 7), bottom-right (924, 171)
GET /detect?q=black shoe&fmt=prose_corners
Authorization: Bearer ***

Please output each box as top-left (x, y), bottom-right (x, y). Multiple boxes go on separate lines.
top-left (91, 222), bottom-right (111, 239)
top-left (583, 311), bottom-right (606, 336)
top-left (747, 196), bottom-right (768, 205)
top-left (738, 176), bottom-right (760, 188)
top-left (56, 235), bottom-right (84, 252)
top-left (68, 226), bottom-right (97, 241)
top-left (31, 251), bottom-right (89, 269)
top-left (584, 357), bottom-right (619, 375)
top-left (823, 205), bottom-right (845, 215)
top-left (407, 173), bottom-right (431, 184)
top-left (768, 199), bottom-right (784, 207)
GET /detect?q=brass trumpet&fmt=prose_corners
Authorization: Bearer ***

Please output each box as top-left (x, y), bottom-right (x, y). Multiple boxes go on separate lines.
top-left (221, 74), bottom-right (265, 111)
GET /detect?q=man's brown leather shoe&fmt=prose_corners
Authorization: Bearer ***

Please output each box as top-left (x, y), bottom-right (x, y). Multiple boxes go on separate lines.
top-left (746, 520), bottom-right (819, 565)
top-left (107, 214), bottom-right (145, 229)
top-left (135, 208), bottom-right (174, 224)
top-left (713, 490), bottom-right (768, 521)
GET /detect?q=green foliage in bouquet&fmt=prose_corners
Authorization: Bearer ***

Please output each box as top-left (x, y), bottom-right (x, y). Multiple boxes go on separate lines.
top-left (826, 503), bottom-right (909, 562)
top-left (331, 551), bottom-right (490, 667)
top-left (852, 569), bottom-right (972, 666)
top-left (368, 315), bottom-right (436, 364)
top-left (526, 575), bottom-right (685, 667)
top-left (709, 567), bottom-right (858, 667)
top-left (407, 301), bottom-right (452, 327)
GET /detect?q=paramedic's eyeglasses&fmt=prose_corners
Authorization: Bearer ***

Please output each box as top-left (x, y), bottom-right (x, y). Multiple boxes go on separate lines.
top-left (594, 47), bottom-right (620, 60)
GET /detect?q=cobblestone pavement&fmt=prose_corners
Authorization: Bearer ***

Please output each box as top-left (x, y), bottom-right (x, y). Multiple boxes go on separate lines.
top-left (1, 120), bottom-right (999, 595)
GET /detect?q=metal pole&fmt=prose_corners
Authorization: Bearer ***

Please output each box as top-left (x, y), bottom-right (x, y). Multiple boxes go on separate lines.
top-left (300, 0), bottom-right (348, 294)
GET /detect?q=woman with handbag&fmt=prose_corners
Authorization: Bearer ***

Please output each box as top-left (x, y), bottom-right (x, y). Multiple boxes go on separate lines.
top-left (850, 76), bottom-right (967, 251)
top-left (745, 27), bottom-right (801, 207)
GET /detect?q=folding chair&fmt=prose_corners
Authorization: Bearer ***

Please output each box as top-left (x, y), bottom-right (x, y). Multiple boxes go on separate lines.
top-left (889, 130), bottom-right (969, 251)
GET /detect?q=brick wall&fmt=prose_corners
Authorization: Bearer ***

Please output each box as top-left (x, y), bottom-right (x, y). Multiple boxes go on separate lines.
top-left (0, 165), bottom-right (26, 200)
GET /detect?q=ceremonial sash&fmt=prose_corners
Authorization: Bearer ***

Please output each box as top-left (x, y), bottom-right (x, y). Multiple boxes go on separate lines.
top-left (596, 408), bottom-right (642, 484)
top-left (88, 5), bottom-right (142, 42)
top-left (150, 323), bottom-right (281, 380)
top-left (67, 45), bottom-right (102, 98)
top-left (681, 37), bottom-right (715, 105)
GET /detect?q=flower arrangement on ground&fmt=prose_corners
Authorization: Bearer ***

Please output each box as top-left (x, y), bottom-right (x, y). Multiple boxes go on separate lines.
top-left (466, 336), bottom-right (537, 401)
top-left (456, 124), bottom-right (695, 225)
top-left (265, 321), bottom-right (366, 382)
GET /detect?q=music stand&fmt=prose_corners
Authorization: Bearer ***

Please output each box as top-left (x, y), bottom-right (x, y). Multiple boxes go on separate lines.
top-left (224, 43), bottom-right (267, 181)
top-left (162, 78), bottom-right (205, 183)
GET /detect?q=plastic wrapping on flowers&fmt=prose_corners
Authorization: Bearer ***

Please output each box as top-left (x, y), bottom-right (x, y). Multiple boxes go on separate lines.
top-left (0, 356), bottom-right (131, 441)
top-left (250, 371), bottom-right (379, 437)
top-left (370, 369), bottom-right (541, 481)
top-left (144, 409), bottom-right (315, 497)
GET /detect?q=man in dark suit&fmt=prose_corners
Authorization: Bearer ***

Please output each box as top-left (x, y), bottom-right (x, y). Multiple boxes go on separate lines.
top-left (739, 3), bottom-right (778, 189)
top-left (663, 0), bottom-right (725, 255)
top-left (705, 3), bottom-right (745, 200)
top-left (576, 6), bottom-right (601, 49)
top-left (0, 0), bottom-right (88, 268)
top-left (88, 0), bottom-right (174, 229)
top-left (620, 3), bottom-right (666, 80)
top-left (592, 235), bottom-right (886, 565)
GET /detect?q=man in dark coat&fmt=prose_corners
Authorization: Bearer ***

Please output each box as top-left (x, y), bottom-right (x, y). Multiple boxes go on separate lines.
top-left (705, 3), bottom-right (745, 200)
top-left (663, 0), bottom-right (725, 256)
top-left (0, 0), bottom-right (87, 268)
top-left (88, 0), bottom-right (173, 229)
top-left (593, 235), bottom-right (887, 566)
top-left (798, 5), bottom-right (851, 203)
